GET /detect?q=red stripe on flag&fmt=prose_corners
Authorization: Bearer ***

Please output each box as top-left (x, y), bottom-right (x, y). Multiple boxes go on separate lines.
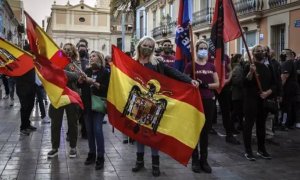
top-left (0, 53), bottom-right (34, 77)
top-left (107, 101), bottom-right (193, 165)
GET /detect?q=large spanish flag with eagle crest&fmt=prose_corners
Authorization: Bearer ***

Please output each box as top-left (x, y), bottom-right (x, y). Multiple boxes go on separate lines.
top-left (108, 46), bottom-right (205, 165)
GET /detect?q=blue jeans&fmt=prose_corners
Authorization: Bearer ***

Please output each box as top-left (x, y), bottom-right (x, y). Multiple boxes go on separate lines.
top-left (136, 142), bottom-right (159, 156)
top-left (85, 110), bottom-right (105, 156)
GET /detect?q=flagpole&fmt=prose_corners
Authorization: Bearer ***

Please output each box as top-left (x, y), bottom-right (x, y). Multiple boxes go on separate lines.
top-left (228, 0), bottom-right (263, 93)
top-left (189, 24), bottom-right (196, 79)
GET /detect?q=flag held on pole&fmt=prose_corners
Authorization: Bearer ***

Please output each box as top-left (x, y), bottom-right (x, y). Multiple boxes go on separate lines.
top-left (209, 0), bottom-right (242, 93)
top-left (108, 45), bottom-right (205, 165)
top-left (0, 38), bottom-right (34, 76)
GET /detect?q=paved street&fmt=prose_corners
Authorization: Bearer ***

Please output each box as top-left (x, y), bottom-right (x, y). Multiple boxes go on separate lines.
top-left (0, 98), bottom-right (300, 180)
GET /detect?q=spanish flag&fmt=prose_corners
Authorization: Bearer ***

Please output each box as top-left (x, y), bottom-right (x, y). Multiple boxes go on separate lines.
top-left (108, 46), bottom-right (205, 165)
top-left (35, 55), bottom-right (83, 109)
top-left (0, 38), bottom-right (34, 76)
top-left (25, 11), bottom-right (69, 69)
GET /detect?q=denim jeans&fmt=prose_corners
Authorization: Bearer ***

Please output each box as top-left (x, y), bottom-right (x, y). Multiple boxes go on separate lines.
top-left (85, 110), bottom-right (105, 156)
top-left (136, 142), bottom-right (159, 156)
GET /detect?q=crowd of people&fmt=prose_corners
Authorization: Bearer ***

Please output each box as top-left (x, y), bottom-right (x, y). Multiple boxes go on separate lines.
top-left (1, 36), bottom-right (300, 177)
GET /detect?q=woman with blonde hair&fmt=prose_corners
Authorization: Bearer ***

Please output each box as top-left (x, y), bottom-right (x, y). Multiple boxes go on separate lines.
top-left (78, 50), bottom-right (110, 170)
top-left (48, 43), bottom-right (81, 158)
top-left (131, 36), bottom-right (199, 177)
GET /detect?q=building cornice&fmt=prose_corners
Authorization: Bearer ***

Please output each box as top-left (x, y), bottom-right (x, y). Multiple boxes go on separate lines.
top-left (262, 1), bottom-right (300, 18)
top-left (51, 29), bottom-right (111, 35)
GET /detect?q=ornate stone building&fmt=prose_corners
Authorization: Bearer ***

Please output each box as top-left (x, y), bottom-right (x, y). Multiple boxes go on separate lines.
top-left (137, 0), bottom-right (300, 58)
top-left (46, 0), bottom-right (133, 55)
top-left (0, 0), bottom-right (23, 45)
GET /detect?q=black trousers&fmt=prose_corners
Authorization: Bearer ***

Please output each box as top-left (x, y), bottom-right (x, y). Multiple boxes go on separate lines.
top-left (231, 99), bottom-right (244, 126)
top-left (193, 98), bottom-right (215, 159)
top-left (284, 97), bottom-right (300, 128)
top-left (2, 75), bottom-right (9, 95)
top-left (217, 85), bottom-right (234, 136)
top-left (17, 89), bottom-right (36, 130)
top-left (243, 97), bottom-right (268, 153)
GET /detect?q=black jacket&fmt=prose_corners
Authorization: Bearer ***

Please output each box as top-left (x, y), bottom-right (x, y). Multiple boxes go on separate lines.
top-left (243, 61), bottom-right (277, 100)
top-left (79, 67), bottom-right (110, 111)
top-left (144, 61), bottom-right (192, 83)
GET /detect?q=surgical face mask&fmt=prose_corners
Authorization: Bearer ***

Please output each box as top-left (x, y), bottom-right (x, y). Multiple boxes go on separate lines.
top-left (197, 49), bottom-right (208, 59)
top-left (140, 47), bottom-right (153, 56)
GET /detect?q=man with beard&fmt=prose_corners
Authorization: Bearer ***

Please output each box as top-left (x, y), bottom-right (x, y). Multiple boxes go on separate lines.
top-left (160, 39), bottom-right (175, 68)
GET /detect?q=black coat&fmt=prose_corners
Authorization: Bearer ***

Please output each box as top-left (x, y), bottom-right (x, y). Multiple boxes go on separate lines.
top-left (79, 67), bottom-right (110, 111)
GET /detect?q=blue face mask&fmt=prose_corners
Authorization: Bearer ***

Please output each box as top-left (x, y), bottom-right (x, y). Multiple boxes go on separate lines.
top-left (197, 49), bottom-right (208, 59)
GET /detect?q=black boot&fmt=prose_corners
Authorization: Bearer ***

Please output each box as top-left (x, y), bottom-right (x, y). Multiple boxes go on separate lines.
top-left (84, 153), bottom-right (96, 165)
top-left (200, 154), bottom-right (212, 173)
top-left (152, 155), bottom-right (160, 177)
top-left (95, 156), bottom-right (104, 170)
top-left (132, 152), bottom-right (144, 172)
top-left (192, 148), bottom-right (200, 173)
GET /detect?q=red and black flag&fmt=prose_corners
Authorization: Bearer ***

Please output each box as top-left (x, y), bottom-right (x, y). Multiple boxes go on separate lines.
top-left (208, 0), bottom-right (242, 93)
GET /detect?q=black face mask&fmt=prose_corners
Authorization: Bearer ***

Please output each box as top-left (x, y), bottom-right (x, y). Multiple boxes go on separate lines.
top-left (79, 50), bottom-right (87, 58)
top-left (280, 54), bottom-right (287, 62)
top-left (254, 53), bottom-right (264, 61)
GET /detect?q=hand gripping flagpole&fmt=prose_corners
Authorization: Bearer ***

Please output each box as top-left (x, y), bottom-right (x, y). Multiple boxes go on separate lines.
top-left (228, 0), bottom-right (263, 93)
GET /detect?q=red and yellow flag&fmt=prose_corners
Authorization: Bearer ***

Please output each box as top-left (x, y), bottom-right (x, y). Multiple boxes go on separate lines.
top-left (25, 11), bottom-right (69, 69)
top-left (35, 55), bottom-right (83, 109)
top-left (108, 46), bottom-right (205, 165)
top-left (24, 12), bottom-right (83, 109)
top-left (0, 38), bottom-right (34, 76)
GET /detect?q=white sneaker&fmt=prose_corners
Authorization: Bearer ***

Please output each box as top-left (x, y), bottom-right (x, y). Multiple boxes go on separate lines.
top-left (69, 148), bottom-right (77, 158)
top-left (296, 123), bottom-right (300, 129)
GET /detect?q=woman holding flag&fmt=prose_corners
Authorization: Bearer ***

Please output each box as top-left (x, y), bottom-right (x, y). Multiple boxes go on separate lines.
top-left (131, 36), bottom-right (199, 177)
top-left (184, 40), bottom-right (219, 173)
top-left (78, 50), bottom-right (110, 170)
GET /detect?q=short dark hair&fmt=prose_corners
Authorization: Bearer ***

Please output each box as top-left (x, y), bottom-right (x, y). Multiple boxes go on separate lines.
top-left (161, 39), bottom-right (172, 45)
top-left (77, 39), bottom-right (88, 47)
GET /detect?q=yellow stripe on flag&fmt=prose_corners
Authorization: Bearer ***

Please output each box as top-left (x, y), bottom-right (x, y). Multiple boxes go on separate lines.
top-left (108, 65), bottom-right (205, 149)
top-left (35, 68), bottom-right (71, 108)
top-left (36, 27), bottom-right (58, 59)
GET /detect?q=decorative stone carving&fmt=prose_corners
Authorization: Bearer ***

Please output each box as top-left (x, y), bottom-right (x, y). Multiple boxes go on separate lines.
top-left (159, 0), bottom-right (166, 8)
top-left (151, 4), bottom-right (158, 12)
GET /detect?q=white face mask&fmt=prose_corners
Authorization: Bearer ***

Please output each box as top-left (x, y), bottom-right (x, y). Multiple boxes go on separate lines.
top-left (197, 49), bottom-right (208, 59)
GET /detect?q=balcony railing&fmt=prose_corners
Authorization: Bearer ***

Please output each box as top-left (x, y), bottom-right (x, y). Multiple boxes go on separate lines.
top-left (192, 8), bottom-right (214, 27)
top-left (234, 0), bottom-right (263, 15)
top-left (152, 21), bottom-right (176, 38)
top-left (268, 0), bottom-right (288, 8)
